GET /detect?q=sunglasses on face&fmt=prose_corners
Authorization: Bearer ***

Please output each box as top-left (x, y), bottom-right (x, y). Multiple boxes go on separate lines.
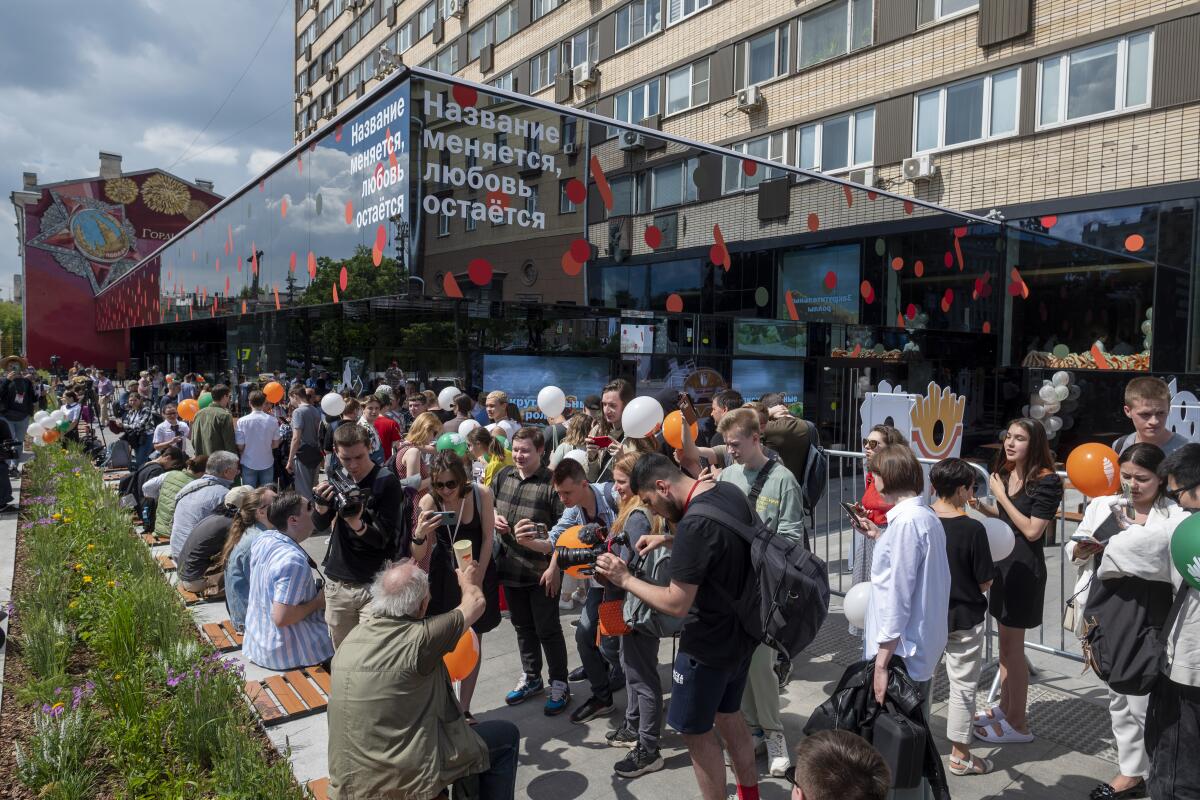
top-left (432, 479), bottom-right (460, 491)
top-left (863, 438), bottom-right (881, 450)
top-left (1166, 483), bottom-right (1199, 503)
top-left (784, 765), bottom-right (799, 788)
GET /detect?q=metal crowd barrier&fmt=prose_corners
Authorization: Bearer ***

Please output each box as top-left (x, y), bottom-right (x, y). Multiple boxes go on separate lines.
top-left (815, 450), bottom-right (1084, 672)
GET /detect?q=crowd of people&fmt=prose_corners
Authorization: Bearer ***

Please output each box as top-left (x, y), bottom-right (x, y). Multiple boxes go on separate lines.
top-left (99, 365), bottom-right (1200, 800)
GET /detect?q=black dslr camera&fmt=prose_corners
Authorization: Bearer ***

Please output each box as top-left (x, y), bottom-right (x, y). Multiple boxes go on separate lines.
top-left (554, 522), bottom-right (627, 576)
top-left (326, 465), bottom-right (369, 517)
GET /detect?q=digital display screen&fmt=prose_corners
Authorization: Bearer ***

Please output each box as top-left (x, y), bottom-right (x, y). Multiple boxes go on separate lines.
top-left (481, 354), bottom-right (610, 423)
top-left (778, 243), bottom-right (861, 324)
top-left (731, 359), bottom-right (804, 405)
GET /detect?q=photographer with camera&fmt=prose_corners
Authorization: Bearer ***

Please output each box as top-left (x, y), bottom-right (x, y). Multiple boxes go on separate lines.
top-left (313, 423), bottom-right (408, 649)
top-left (152, 401), bottom-right (190, 455)
top-left (540, 457), bottom-right (624, 726)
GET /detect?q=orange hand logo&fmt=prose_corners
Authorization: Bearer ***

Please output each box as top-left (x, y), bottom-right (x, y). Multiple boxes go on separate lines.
top-left (909, 382), bottom-right (965, 460)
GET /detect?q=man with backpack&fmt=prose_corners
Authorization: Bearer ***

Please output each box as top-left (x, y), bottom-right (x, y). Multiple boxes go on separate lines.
top-left (759, 393), bottom-right (827, 523)
top-left (595, 453), bottom-right (761, 800)
top-left (715, 408), bottom-right (806, 777)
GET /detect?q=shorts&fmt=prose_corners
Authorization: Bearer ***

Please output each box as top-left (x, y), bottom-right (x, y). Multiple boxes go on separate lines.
top-left (666, 651), bottom-right (752, 735)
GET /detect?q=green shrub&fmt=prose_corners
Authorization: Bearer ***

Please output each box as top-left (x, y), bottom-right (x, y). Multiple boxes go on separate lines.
top-left (14, 703), bottom-right (97, 799)
top-left (19, 609), bottom-right (72, 682)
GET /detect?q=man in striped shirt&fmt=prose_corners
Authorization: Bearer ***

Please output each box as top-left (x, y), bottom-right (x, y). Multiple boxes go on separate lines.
top-left (244, 492), bottom-right (334, 670)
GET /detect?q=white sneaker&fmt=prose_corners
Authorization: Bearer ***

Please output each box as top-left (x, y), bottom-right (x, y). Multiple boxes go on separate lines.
top-left (764, 730), bottom-right (790, 778)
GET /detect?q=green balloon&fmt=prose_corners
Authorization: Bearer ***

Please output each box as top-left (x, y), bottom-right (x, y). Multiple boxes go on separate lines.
top-left (57, 420), bottom-right (71, 433)
top-left (436, 432), bottom-right (468, 457)
top-left (495, 435), bottom-right (509, 451)
top-left (1171, 514), bottom-right (1200, 591)
top-left (198, 392), bottom-right (213, 408)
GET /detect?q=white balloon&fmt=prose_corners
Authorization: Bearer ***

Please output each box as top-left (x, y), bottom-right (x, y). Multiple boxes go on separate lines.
top-left (49, 409), bottom-right (65, 423)
top-left (1053, 385), bottom-right (1070, 402)
top-left (1038, 384), bottom-right (1057, 402)
top-left (1047, 416), bottom-right (1063, 432)
top-left (1021, 405), bottom-right (1030, 417)
top-left (1030, 404), bottom-right (1046, 419)
top-left (1052, 371), bottom-right (1071, 387)
top-left (1044, 400), bottom-right (1061, 415)
top-left (565, 448), bottom-right (589, 467)
top-left (844, 582), bottom-right (871, 629)
top-left (26, 423), bottom-right (44, 440)
top-left (320, 392), bottom-right (347, 417)
top-left (621, 396), bottom-right (665, 439)
top-left (458, 419), bottom-right (480, 436)
top-left (31, 432), bottom-right (47, 447)
top-left (537, 385), bottom-right (567, 419)
top-left (438, 386), bottom-right (459, 412)
top-left (982, 517), bottom-right (1016, 562)
top-left (33, 411), bottom-right (49, 424)
top-left (1068, 385), bottom-right (1082, 400)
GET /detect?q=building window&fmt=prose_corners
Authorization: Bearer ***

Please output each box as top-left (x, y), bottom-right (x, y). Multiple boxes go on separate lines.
top-left (434, 46), bottom-right (459, 74)
top-left (1038, 32), bottom-right (1152, 129)
top-left (652, 159), bottom-right (699, 209)
top-left (798, 108), bottom-right (874, 172)
top-left (563, 27), bottom-right (598, 70)
top-left (559, 180), bottom-right (578, 213)
top-left (438, 212), bottom-right (450, 236)
top-left (799, 0), bottom-right (871, 69)
top-left (734, 25), bottom-right (789, 91)
top-left (724, 131), bottom-right (788, 193)
top-left (616, 0), bottom-right (661, 50)
top-left (530, 48), bottom-right (559, 92)
top-left (609, 175), bottom-right (643, 216)
top-left (469, 3), bottom-right (518, 62)
top-left (297, 71), bottom-right (310, 93)
top-left (914, 68), bottom-right (1019, 153)
top-left (419, 2), bottom-right (437, 37)
top-left (395, 23), bottom-right (413, 54)
top-left (465, 212), bottom-right (477, 231)
top-left (665, 58), bottom-right (709, 115)
top-left (491, 70), bottom-right (516, 91)
top-left (917, 0), bottom-right (977, 25)
top-left (667, 0), bottom-right (711, 26)
top-left (533, 0), bottom-right (561, 21)
top-left (526, 185), bottom-right (539, 215)
top-left (610, 80), bottom-right (660, 136)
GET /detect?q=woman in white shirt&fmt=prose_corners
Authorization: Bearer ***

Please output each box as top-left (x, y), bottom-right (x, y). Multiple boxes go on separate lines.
top-left (1066, 442), bottom-right (1182, 800)
top-left (856, 444), bottom-right (951, 800)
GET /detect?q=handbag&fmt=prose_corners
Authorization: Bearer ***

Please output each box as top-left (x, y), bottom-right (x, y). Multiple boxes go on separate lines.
top-left (1080, 573), bottom-right (1180, 696)
top-left (598, 598), bottom-right (630, 637)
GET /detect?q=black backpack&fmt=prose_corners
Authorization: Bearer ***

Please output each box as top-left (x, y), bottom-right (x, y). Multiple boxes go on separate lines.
top-left (1081, 576), bottom-right (1185, 696)
top-left (691, 496), bottom-right (831, 659)
top-left (799, 420), bottom-right (828, 519)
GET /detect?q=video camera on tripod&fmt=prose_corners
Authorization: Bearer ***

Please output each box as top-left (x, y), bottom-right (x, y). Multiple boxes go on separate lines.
top-left (554, 522), bottom-right (628, 577)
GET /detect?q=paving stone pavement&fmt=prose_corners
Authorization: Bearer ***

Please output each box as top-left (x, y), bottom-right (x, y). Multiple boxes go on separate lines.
top-left (147, 525), bottom-right (1128, 800)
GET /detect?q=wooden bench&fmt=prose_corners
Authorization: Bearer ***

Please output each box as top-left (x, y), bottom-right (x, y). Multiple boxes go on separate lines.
top-left (202, 620), bottom-right (244, 652)
top-left (156, 554), bottom-right (177, 571)
top-left (244, 666), bottom-right (331, 726)
top-left (306, 778), bottom-right (329, 800)
top-left (177, 584), bottom-right (202, 605)
top-left (142, 532), bottom-right (170, 546)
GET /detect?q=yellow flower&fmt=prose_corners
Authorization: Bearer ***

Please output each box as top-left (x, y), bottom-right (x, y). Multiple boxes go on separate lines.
top-left (68, 599), bottom-right (78, 609)
top-left (106, 580), bottom-right (115, 588)
top-left (51, 513), bottom-right (62, 521)
top-left (72, 563), bottom-right (83, 571)
top-left (86, 543), bottom-right (94, 551)
top-left (51, 702), bottom-right (65, 713)
top-left (113, 673), bottom-right (122, 681)
top-left (82, 575), bottom-right (93, 584)
top-left (64, 518), bottom-right (74, 524)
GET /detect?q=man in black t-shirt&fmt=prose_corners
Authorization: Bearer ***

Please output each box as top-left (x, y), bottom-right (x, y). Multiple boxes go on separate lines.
top-left (596, 453), bottom-right (760, 800)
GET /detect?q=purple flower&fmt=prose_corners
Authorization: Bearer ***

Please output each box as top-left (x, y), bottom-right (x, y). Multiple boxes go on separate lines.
top-left (167, 676), bottom-right (182, 688)
top-left (53, 687), bottom-right (62, 696)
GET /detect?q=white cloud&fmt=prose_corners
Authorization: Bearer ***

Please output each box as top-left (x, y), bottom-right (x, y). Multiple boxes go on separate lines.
top-left (137, 124), bottom-right (241, 166)
top-left (247, 148), bottom-right (285, 175)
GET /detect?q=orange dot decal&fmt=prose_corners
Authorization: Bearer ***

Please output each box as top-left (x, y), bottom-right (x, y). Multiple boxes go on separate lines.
top-left (860, 280), bottom-right (875, 303)
top-left (565, 178), bottom-right (587, 205)
top-left (666, 293), bottom-right (684, 313)
top-left (345, 201), bottom-right (354, 225)
top-left (903, 200), bottom-right (914, 215)
top-left (332, 285), bottom-right (338, 304)
top-left (982, 321), bottom-right (992, 334)
top-left (443, 271), bottom-right (464, 298)
top-left (890, 257), bottom-right (904, 271)
top-left (468, 258), bottom-right (493, 286)
top-left (784, 290), bottom-right (799, 321)
top-left (843, 184), bottom-right (855, 209)
top-left (644, 225), bottom-right (662, 249)
top-left (1125, 234), bottom-right (1145, 252)
top-left (561, 252), bottom-right (582, 276)
top-left (373, 224), bottom-right (387, 266)
top-left (280, 197), bottom-right (288, 219)
top-left (914, 260), bottom-right (925, 277)
top-left (807, 213), bottom-right (820, 233)
top-left (1040, 215), bottom-right (1057, 229)
top-left (289, 252), bottom-right (297, 273)
top-left (339, 265), bottom-right (348, 292)
top-left (307, 251), bottom-right (317, 278)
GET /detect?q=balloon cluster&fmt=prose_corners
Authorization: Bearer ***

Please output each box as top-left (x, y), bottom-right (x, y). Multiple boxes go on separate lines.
top-left (28, 409), bottom-right (69, 446)
top-left (1140, 307), bottom-right (1153, 352)
top-left (1021, 371), bottom-right (1079, 438)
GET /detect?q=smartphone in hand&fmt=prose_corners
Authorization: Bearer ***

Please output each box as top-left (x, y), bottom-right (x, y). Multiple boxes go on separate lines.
top-left (840, 501), bottom-right (865, 529)
top-left (1070, 532), bottom-right (1101, 545)
top-left (590, 435), bottom-right (614, 448)
top-left (677, 391), bottom-right (699, 426)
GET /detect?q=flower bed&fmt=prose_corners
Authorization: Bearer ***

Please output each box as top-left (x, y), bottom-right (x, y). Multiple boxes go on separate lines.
top-left (0, 447), bottom-right (306, 799)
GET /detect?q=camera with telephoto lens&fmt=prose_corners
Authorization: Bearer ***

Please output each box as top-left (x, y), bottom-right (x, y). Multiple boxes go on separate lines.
top-left (326, 465), bottom-right (369, 517)
top-left (554, 523), bottom-right (628, 575)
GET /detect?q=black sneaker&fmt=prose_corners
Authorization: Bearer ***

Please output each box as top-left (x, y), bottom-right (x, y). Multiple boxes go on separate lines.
top-left (614, 743), bottom-right (664, 778)
top-left (569, 694), bottom-right (614, 724)
top-left (568, 665), bottom-right (588, 682)
top-left (606, 722), bottom-right (639, 748)
top-left (774, 652), bottom-right (793, 690)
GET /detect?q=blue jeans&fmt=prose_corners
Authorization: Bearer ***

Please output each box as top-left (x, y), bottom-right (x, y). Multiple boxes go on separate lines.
top-left (241, 465), bottom-right (274, 487)
top-left (6, 416), bottom-right (28, 462)
top-left (471, 720), bottom-right (520, 800)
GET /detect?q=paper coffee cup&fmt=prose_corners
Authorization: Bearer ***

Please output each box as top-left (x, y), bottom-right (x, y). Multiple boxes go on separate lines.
top-left (453, 540), bottom-right (473, 570)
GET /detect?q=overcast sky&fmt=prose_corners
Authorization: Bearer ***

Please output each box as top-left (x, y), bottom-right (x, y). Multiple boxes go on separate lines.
top-left (0, 0), bottom-right (297, 300)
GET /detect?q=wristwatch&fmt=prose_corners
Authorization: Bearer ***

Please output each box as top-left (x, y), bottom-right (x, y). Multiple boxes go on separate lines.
top-left (410, 535), bottom-right (427, 545)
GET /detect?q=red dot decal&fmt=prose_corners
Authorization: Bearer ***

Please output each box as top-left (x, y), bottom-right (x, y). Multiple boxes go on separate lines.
top-left (914, 260), bottom-right (925, 277)
top-left (345, 201), bottom-right (354, 225)
top-left (297, 155), bottom-right (303, 175)
top-left (1040, 215), bottom-right (1057, 229)
top-left (906, 303), bottom-right (917, 320)
top-left (569, 239), bottom-right (591, 263)
top-left (565, 178), bottom-right (587, 205)
top-left (373, 224), bottom-right (387, 267)
top-left (742, 159), bottom-right (757, 177)
top-left (335, 123), bottom-right (343, 142)
top-left (982, 321), bottom-right (992, 334)
top-left (452, 85), bottom-right (479, 108)
top-left (644, 225), bottom-right (662, 249)
top-left (807, 213), bottom-right (820, 233)
top-left (339, 265), bottom-right (348, 292)
top-left (468, 258), bottom-right (493, 286)
top-left (1125, 234), bottom-right (1145, 252)
top-left (903, 200), bottom-right (914, 215)
top-left (944, 251), bottom-right (954, 269)
top-left (860, 280), bottom-right (875, 302)
top-left (890, 257), bottom-right (904, 271)
top-left (823, 271), bottom-right (837, 291)
top-left (709, 244), bottom-right (726, 268)
top-left (867, 190), bottom-right (878, 201)
top-left (289, 252), bottom-right (297, 273)
top-left (666, 293), bottom-right (684, 313)
top-left (954, 226), bottom-right (968, 239)
top-left (561, 252), bottom-right (582, 276)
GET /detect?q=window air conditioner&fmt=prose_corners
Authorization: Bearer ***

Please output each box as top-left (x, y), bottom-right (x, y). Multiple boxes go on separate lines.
top-left (619, 130), bottom-right (644, 151)
top-left (847, 166), bottom-right (877, 187)
top-left (572, 62), bottom-right (597, 88)
top-left (902, 155), bottom-right (938, 181)
top-left (563, 140), bottom-right (579, 156)
top-left (294, 92), bottom-right (304, 102)
top-left (448, 0), bottom-right (466, 18)
top-left (736, 84), bottom-right (763, 112)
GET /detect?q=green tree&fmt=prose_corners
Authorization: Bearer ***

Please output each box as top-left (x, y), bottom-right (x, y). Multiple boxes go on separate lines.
top-left (0, 301), bottom-right (23, 356)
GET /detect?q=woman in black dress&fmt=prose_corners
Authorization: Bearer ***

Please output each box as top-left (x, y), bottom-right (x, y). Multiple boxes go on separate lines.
top-left (974, 418), bottom-right (1062, 744)
top-left (410, 450), bottom-right (501, 723)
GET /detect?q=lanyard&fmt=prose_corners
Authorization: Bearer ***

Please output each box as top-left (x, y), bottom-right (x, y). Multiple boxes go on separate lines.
top-left (681, 480), bottom-right (703, 514)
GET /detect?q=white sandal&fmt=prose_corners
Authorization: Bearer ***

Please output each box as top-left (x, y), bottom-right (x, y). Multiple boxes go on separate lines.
top-left (973, 718), bottom-right (1034, 744)
top-left (971, 706), bottom-right (1005, 726)
top-left (948, 754), bottom-right (994, 776)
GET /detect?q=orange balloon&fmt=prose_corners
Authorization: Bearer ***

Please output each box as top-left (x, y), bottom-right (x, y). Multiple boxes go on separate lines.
top-left (662, 410), bottom-right (699, 450)
top-left (556, 525), bottom-right (593, 578)
top-left (264, 381), bottom-right (285, 404)
top-left (177, 399), bottom-right (200, 422)
top-left (1066, 443), bottom-right (1121, 498)
top-left (443, 629), bottom-right (480, 681)
top-left (43, 429), bottom-right (59, 444)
